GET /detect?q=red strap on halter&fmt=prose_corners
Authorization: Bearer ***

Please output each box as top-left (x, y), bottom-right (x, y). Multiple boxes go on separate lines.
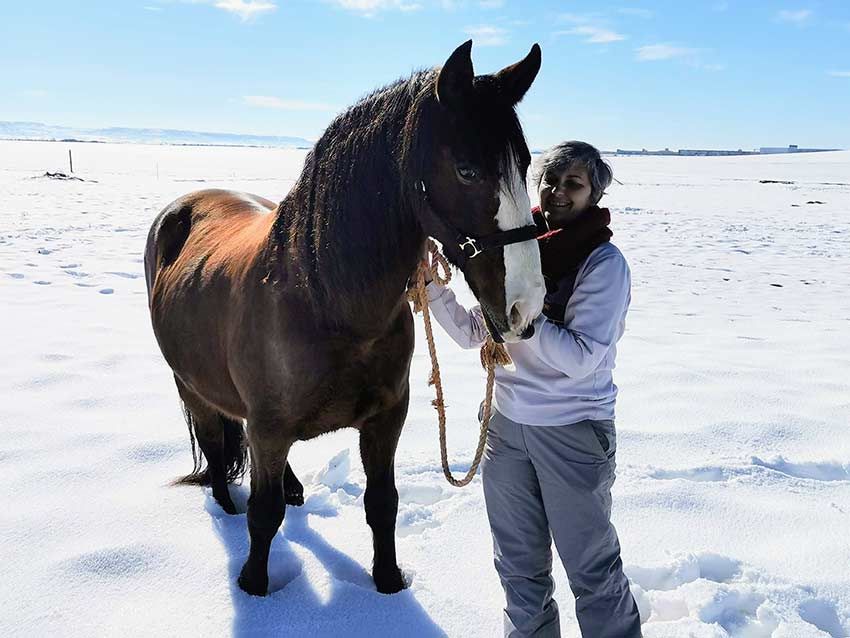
top-left (532, 206), bottom-right (562, 241)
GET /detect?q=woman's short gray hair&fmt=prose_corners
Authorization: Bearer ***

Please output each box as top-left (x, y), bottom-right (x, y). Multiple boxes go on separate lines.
top-left (531, 141), bottom-right (613, 205)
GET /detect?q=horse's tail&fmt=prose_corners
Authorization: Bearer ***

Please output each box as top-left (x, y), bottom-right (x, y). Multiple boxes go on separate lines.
top-left (174, 403), bottom-right (249, 486)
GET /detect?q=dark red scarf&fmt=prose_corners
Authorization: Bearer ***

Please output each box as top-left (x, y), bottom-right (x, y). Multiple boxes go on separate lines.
top-left (533, 205), bottom-right (612, 322)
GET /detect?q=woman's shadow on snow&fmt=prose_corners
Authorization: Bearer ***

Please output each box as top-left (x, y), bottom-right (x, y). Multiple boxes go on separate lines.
top-left (207, 484), bottom-right (447, 637)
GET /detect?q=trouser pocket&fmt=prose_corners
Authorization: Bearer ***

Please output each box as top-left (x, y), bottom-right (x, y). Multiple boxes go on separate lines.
top-left (588, 420), bottom-right (616, 459)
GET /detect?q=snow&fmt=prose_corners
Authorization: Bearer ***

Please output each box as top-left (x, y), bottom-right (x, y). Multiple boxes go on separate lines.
top-left (1, 140), bottom-right (848, 637)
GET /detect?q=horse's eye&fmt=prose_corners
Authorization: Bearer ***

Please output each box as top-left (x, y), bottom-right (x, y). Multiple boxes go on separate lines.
top-left (456, 164), bottom-right (479, 184)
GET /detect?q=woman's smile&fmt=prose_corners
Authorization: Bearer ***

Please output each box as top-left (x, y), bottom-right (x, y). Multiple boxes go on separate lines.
top-left (539, 162), bottom-right (592, 227)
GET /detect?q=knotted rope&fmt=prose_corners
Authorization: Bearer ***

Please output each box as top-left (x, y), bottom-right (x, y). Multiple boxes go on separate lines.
top-left (407, 239), bottom-right (512, 487)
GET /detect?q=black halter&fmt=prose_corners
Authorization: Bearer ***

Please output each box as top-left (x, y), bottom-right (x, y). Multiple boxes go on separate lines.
top-left (417, 180), bottom-right (544, 268)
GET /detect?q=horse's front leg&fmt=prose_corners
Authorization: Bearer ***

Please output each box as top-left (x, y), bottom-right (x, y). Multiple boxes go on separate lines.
top-left (238, 420), bottom-right (292, 596)
top-left (284, 461), bottom-right (304, 506)
top-left (359, 389), bottom-right (409, 594)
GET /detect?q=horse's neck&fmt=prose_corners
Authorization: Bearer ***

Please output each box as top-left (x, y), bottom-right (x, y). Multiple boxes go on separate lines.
top-left (272, 75), bottom-right (434, 330)
top-left (274, 171), bottom-right (425, 331)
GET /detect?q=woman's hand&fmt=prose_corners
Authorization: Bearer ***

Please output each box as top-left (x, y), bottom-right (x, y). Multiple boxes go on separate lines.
top-left (422, 259), bottom-right (433, 284)
top-left (419, 245), bottom-right (434, 284)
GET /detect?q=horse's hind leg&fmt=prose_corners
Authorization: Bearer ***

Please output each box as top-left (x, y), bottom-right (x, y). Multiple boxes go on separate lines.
top-left (359, 390), bottom-right (409, 594)
top-left (238, 418), bottom-right (291, 596)
top-left (174, 377), bottom-right (246, 515)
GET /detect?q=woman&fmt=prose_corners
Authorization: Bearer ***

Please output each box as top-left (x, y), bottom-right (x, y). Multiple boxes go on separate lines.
top-left (425, 141), bottom-right (641, 637)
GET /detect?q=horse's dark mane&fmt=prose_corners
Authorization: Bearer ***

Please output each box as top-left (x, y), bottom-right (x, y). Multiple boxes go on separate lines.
top-left (272, 66), bottom-right (531, 327)
top-left (273, 70), bottom-right (435, 321)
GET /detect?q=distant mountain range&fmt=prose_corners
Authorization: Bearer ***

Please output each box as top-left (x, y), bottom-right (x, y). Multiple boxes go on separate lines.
top-left (0, 121), bottom-right (314, 148)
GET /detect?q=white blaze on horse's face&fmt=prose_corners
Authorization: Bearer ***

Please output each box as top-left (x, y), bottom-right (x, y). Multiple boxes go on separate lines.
top-left (497, 157), bottom-right (545, 342)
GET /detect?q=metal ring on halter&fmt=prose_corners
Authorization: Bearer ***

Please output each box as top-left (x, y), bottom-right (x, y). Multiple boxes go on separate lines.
top-left (459, 237), bottom-right (483, 259)
top-left (417, 178), bottom-right (539, 268)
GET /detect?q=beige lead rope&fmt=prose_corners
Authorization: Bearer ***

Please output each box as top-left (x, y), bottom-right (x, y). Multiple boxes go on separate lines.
top-left (407, 240), bottom-right (513, 487)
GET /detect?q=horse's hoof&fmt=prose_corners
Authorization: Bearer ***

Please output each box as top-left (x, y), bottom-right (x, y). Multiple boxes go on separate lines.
top-left (221, 501), bottom-right (238, 515)
top-left (374, 566), bottom-right (405, 594)
top-left (238, 567), bottom-right (268, 597)
top-left (214, 492), bottom-right (238, 515)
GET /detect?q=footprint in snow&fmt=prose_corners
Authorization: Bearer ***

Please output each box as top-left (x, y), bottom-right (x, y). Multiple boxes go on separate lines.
top-left (798, 598), bottom-right (847, 638)
top-left (648, 457), bottom-right (850, 485)
top-left (69, 544), bottom-right (163, 578)
top-left (42, 353), bottom-right (72, 362)
top-left (750, 456), bottom-right (850, 482)
top-left (648, 466), bottom-right (730, 482)
top-left (125, 440), bottom-right (185, 464)
top-left (628, 553), bottom-right (848, 637)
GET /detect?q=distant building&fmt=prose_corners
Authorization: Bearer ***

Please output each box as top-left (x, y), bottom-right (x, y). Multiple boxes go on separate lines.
top-left (616, 148), bottom-right (756, 157)
top-left (615, 148), bottom-right (678, 156)
top-left (759, 145), bottom-right (840, 154)
top-left (678, 149), bottom-right (757, 157)
top-left (614, 145), bottom-right (840, 157)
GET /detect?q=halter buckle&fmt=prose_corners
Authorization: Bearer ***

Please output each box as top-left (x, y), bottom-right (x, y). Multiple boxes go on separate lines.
top-left (459, 237), bottom-right (483, 259)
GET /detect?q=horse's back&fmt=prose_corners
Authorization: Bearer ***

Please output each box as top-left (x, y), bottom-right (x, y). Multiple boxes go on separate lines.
top-left (145, 189), bottom-right (276, 296)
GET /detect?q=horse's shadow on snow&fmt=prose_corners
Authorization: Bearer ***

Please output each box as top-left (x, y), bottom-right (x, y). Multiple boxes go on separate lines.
top-left (207, 486), bottom-right (446, 637)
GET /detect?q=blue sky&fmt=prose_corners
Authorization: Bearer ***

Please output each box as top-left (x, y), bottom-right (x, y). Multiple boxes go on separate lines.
top-left (1, 0), bottom-right (849, 150)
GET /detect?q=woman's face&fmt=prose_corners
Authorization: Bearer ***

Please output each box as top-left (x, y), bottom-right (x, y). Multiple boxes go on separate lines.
top-left (538, 162), bottom-right (593, 228)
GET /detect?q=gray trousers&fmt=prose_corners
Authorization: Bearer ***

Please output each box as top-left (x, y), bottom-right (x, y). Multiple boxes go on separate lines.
top-left (481, 409), bottom-right (642, 638)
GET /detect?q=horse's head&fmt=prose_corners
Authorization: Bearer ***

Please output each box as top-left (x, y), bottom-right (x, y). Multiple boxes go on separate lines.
top-left (407, 41), bottom-right (545, 343)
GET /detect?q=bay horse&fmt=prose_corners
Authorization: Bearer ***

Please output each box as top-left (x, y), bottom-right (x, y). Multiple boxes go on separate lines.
top-left (144, 41), bottom-right (545, 597)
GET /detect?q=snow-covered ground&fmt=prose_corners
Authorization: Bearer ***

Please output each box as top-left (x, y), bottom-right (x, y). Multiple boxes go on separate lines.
top-left (2, 140), bottom-right (848, 637)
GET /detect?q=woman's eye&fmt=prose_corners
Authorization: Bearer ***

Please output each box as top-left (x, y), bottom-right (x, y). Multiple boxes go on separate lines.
top-left (457, 165), bottom-right (478, 182)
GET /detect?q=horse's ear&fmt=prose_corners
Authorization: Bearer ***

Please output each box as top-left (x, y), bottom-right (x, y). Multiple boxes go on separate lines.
top-left (495, 43), bottom-right (541, 105)
top-left (437, 40), bottom-right (474, 110)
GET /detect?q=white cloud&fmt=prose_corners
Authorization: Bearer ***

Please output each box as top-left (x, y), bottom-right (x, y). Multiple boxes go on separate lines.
top-left (243, 95), bottom-right (337, 111)
top-left (464, 24), bottom-right (508, 46)
top-left (555, 13), bottom-right (626, 44)
top-left (636, 43), bottom-right (697, 61)
top-left (557, 25), bottom-right (626, 44)
top-left (776, 9), bottom-right (812, 24)
top-left (214, 0), bottom-right (276, 20)
top-left (827, 70), bottom-right (850, 78)
top-left (617, 7), bottom-right (652, 18)
top-left (328, 0), bottom-right (421, 13)
top-left (634, 43), bottom-right (723, 71)
top-left (168, 0), bottom-right (277, 20)
top-left (143, 5), bottom-right (164, 11)
top-left (478, 0), bottom-right (504, 7)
